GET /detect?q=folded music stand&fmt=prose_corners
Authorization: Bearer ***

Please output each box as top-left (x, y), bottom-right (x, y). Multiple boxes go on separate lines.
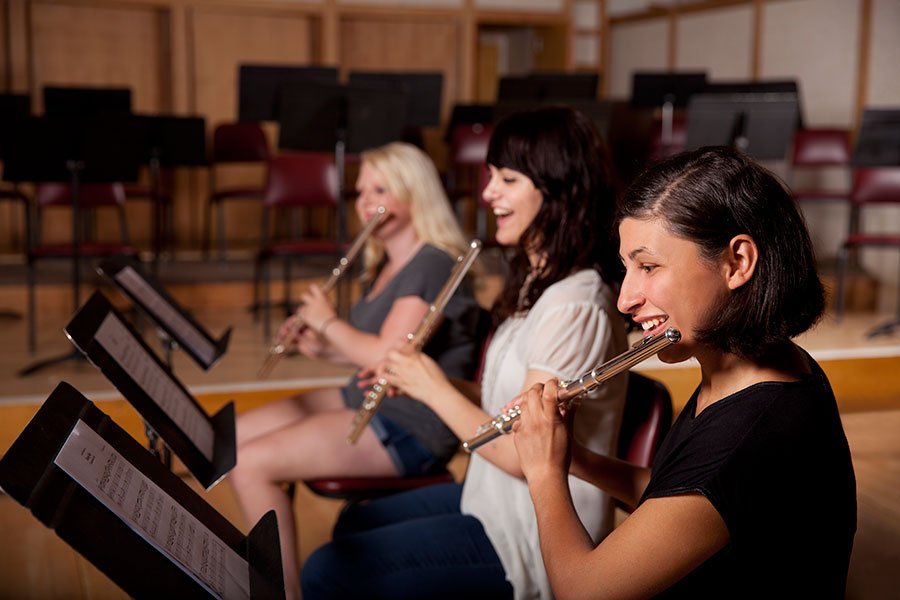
top-left (348, 71), bottom-right (443, 146)
top-left (238, 64), bottom-right (338, 122)
top-left (64, 291), bottom-right (237, 489)
top-left (8, 114), bottom-right (142, 373)
top-left (133, 115), bottom-right (208, 272)
top-left (0, 381), bottom-right (283, 599)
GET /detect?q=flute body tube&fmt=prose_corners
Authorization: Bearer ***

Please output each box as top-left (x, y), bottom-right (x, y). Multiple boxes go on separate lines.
top-left (257, 206), bottom-right (387, 378)
top-left (462, 328), bottom-right (681, 453)
top-left (347, 240), bottom-right (483, 444)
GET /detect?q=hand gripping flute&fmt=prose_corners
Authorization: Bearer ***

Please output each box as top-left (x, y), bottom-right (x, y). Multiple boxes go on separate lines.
top-left (347, 240), bottom-right (483, 444)
top-left (462, 327), bottom-right (682, 453)
top-left (257, 206), bottom-right (387, 378)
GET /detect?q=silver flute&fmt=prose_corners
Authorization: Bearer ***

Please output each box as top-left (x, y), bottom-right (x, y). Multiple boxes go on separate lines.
top-left (257, 206), bottom-right (387, 378)
top-left (462, 327), bottom-right (682, 453)
top-left (347, 239), bottom-right (483, 444)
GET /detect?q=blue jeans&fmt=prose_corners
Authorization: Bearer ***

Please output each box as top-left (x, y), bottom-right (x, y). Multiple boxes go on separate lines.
top-left (370, 413), bottom-right (439, 477)
top-left (301, 483), bottom-right (514, 599)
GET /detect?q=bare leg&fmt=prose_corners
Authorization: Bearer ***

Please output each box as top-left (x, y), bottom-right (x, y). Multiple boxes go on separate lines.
top-left (229, 387), bottom-right (400, 600)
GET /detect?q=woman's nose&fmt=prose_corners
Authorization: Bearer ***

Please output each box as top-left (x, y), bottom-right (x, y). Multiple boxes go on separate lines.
top-left (616, 272), bottom-right (644, 315)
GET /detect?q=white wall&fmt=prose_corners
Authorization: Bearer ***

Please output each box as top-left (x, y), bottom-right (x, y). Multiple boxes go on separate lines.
top-left (678, 5), bottom-right (753, 80)
top-left (608, 19), bottom-right (668, 98)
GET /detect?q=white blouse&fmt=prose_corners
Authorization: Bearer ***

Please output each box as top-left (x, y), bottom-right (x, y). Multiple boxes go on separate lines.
top-left (461, 269), bottom-right (628, 600)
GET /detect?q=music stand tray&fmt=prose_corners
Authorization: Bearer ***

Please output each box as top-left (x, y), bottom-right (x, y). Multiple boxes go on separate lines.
top-left (0, 382), bottom-right (283, 599)
top-left (64, 291), bottom-right (236, 489)
top-left (98, 255), bottom-right (231, 370)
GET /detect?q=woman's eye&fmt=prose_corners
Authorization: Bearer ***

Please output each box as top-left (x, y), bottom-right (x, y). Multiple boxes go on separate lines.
top-left (641, 264), bottom-right (656, 273)
top-left (502, 177), bottom-right (516, 184)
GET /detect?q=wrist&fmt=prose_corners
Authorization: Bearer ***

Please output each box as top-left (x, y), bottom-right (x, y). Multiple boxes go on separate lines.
top-left (319, 315), bottom-right (339, 337)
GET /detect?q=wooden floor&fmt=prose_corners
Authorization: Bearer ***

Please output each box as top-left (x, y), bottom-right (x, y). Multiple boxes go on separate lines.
top-left (0, 262), bottom-right (899, 598)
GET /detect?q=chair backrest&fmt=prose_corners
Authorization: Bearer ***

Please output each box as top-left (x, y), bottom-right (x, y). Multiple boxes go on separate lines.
top-left (851, 167), bottom-right (900, 205)
top-left (450, 122), bottom-right (493, 166)
top-left (212, 121), bottom-right (269, 163)
top-left (264, 153), bottom-right (339, 209)
top-left (35, 182), bottom-right (126, 208)
top-left (617, 372), bottom-right (673, 468)
top-left (791, 128), bottom-right (851, 167)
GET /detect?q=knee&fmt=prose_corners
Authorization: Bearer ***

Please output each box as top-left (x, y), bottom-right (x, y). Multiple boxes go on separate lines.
top-left (231, 439), bottom-right (274, 484)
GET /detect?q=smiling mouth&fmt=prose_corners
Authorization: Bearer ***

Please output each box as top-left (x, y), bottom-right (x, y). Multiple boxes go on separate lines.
top-left (640, 317), bottom-right (669, 335)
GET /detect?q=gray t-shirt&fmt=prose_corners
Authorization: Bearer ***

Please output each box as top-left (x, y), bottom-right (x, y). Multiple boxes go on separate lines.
top-left (342, 244), bottom-right (486, 461)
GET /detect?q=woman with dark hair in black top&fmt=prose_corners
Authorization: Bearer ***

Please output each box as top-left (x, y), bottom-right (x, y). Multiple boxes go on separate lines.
top-left (512, 146), bottom-right (857, 598)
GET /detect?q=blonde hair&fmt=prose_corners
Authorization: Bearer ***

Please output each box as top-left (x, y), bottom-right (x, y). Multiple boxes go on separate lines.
top-left (358, 142), bottom-right (471, 281)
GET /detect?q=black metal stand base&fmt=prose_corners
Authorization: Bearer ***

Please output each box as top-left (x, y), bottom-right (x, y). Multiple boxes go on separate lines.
top-left (18, 349), bottom-right (86, 377)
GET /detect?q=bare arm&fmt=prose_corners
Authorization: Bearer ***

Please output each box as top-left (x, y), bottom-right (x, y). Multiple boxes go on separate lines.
top-left (515, 382), bottom-right (729, 599)
top-left (294, 282), bottom-right (431, 368)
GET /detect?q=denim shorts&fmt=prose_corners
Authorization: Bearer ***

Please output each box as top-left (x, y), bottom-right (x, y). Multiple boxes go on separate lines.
top-left (369, 413), bottom-right (439, 477)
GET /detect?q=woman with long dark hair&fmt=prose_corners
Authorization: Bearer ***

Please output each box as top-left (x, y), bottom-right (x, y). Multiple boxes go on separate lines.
top-left (300, 106), bottom-right (628, 599)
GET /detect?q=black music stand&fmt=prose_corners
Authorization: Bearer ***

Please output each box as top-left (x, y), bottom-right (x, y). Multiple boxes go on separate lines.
top-left (0, 382), bottom-right (283, 599)
top-left (0, 93), bottom-right (32, 320)
top-left (8, 114), bottom-right (142, 374)
top-left (348, 71), bottom-right (443, 146)
top-left (64, 291), bottom-right (237, 488)
top-left (684, 88), bottom-right (801, 160)
top-left (631, 72), bottom-right (707, 155)
top-left (133, 115), bottom-right (208, 273)
top-left (238, 64), bottom-right (339, 122)
top-left (851, 109), bottom-right (900, 338)
top-left (98, 254), bottom-right (231, 370)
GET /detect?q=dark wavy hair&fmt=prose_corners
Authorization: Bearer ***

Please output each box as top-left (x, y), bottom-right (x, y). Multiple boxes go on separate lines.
top-left (487, 106), bottom-right (619, 324)
top-left (617, 146), bottom-right (825, 359)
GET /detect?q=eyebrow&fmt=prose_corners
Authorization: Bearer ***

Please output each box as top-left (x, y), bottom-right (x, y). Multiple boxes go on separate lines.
top-left (626, 246), bottom-right (652, 261)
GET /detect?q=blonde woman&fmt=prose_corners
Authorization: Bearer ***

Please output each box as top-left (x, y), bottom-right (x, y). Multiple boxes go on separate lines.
top-left (229, 142), bottom-right (485, 600)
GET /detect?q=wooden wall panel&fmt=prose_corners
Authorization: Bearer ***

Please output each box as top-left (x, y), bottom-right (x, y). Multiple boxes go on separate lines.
top-left (30, 1), bottom-right (167, 113)
top-left (0, 0), bottom-right (8, 89)
top-left (190, 8), bottom-right (315, 248)
top-left (339, 16), bottom-right (461, 164)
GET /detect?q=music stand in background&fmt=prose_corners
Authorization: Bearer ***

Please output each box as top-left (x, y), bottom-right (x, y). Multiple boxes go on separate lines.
top-left (43, 85), bottom-right (132, 117)
top-left (238, 64), bottom-right (338, 122)
top-left (348, 71), bottom-right (443, 146)
top-left (0, 382), bottom-right (283, 599)
top-left (684, 89), bottom-right (801, 161)
top-left (133, 115), bottom-right (208, 272)
top-left (65, 291), bottom-right (237, 488)
top-left (7, 113), bottom-right (142, 373)
top-left (0, 93), bottom-right (32, 320)
top-left (849, 109), bottom-right (900, 338)
top-left (631, 71), bottom-right (707, 154)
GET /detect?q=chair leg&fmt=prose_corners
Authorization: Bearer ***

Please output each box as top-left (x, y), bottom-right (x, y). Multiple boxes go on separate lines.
top-left (262, 256), bottom-right (272, 341)
top-left (835, 244), bottom-right (850, 321)
top-left (217, 203), bottom-right (227, 263)
top-left (283, 258), bottom-right (292, 317)
top-left (27, 259), bottom-right (36, 354)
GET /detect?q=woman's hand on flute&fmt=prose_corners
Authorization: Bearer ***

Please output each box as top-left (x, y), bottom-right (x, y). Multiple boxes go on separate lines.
top-left (382, 347), bottom-right (453, 406)
top-left (512, 379), bottom-right (574, 484)
top-left (297, 284), bottom-right (337, 334)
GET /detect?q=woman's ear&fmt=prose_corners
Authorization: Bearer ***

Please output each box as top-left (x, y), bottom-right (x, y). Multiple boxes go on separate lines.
top-left (724, 234), bottom-right (758, 291)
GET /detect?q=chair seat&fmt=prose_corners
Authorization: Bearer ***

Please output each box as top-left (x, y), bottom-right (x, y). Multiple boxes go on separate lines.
top-left (31, 243), bottom-right (139, 258)
top-left (305, 469), bottom-right (455, 501)
top-left (845, 233), bottom-right (900, 247)
top-left (211, 186), bottom-right (266, 202)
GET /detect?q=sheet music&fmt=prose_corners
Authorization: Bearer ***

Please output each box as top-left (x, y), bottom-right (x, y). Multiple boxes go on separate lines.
top-left (94, 313), bottom-right (215, 461)
top-left (115, 266), bottom-right (217, 366)
top-left (54, 421), bottom-right (251, 600)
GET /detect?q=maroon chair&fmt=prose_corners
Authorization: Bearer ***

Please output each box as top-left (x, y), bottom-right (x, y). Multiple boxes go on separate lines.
top-left (203, 121), bottom-right (269, 260)
top-left (27, 182), bottom-right (139, 352)
top-left (446, 122), bottom-right (493, 236)
top-left (788, 128), bottom-right (852, 204)
top-left (255, 152), bottom-right (342, 341)
top-left (834, 167), bottom-right (900, 325)
top-left (616, 372), bottom-right (673, 512)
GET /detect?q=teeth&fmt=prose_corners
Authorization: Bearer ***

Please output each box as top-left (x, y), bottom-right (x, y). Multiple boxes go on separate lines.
top-left (641, 318), bottom-right (666, 331)
top-left (493, 208), bottom-right (511, 217)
